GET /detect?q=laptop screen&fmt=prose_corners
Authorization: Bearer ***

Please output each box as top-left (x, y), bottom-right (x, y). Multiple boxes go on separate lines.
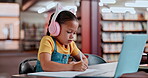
top-left (114, 34), bottom-right (148, 78)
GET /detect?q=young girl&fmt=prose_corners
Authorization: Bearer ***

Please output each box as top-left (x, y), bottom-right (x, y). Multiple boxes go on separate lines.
top-left (36, 4), bottom-right (88, 72)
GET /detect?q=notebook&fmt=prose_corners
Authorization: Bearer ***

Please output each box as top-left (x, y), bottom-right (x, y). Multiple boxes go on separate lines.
top-left (114, 34), bottom-right (148, 78)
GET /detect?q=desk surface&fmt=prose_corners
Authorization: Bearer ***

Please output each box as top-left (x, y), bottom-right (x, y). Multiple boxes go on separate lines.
top-left (12, 62), bottom-right (148, 78)
top-left (12, 74), bottom-right (58, 78)
top-left (12, 62), bottom-right (117, 78)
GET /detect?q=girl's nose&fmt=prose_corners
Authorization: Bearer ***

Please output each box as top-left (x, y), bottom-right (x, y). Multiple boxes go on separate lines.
top-left (69, 33), bottom-right (74, 39)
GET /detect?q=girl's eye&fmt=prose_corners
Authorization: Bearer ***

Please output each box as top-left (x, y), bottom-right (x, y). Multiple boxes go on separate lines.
top-left (74, 32), bottom-right (76, 34)
top-left (67, 31), bottom-right (72, 33)
top-left (67, 31), bottom-right (77, 34)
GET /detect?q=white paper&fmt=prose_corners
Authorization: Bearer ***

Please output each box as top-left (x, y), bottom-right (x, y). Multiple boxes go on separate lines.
top-left (28, 69), bottom-right (97, 77)
top-left (82, 62), bottom-right (117, 77)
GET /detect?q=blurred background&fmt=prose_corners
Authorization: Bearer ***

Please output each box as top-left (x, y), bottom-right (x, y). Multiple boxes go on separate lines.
top-left (0, 0), bottom-right (148, 78)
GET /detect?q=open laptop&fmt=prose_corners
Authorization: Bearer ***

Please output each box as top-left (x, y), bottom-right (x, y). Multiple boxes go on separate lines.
top-left (28, 34), bottom-right (147, 78)
top-left (114, 34), bottom-right (148, 78)
top-left (76, 34), bottom-right (148, 78)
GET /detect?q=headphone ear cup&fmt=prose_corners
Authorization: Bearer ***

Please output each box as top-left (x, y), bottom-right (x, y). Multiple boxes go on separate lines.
top-left (48, 21), bottom-right (60, 36)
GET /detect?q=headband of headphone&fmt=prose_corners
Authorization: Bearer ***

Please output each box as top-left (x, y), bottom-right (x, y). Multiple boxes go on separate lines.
top-left (48, 3), bottom-right (76, 36)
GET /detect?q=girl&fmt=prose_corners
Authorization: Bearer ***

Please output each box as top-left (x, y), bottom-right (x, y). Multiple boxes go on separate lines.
top-left (36, 4), bottom-right (88, 72)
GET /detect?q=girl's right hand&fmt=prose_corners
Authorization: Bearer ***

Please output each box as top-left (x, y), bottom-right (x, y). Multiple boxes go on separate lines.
top-left (72, 61), bottom-right (88, 71)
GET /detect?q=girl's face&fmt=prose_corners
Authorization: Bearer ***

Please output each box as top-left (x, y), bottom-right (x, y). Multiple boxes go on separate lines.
top-left (56, 20), bottom-right (79, 45)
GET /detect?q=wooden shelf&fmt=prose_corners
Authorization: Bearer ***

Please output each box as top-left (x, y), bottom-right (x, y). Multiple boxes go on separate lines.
top-left (102, 41), bottom-right (123, 43)
top-left (103, 41), bottom-right (148, 43)
top-left (22, 50), bottom-right (38, 53)
top-left (0, 16), bottom-right (19, 18)
top-left (0, 50), bottom-right (19, 52)
top-left (102, 30), bottom-right (146, 32)
top-left (22, 39), bottom-right (40, 42)
top-left (102, 19), bottom-right (147, 22)
top-left (0, 39), bottom-right (20, 41)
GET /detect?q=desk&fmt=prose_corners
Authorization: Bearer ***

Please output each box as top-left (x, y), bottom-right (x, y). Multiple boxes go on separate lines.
top-left (12, 62), bottom-right (148, 78)
top-left (12, 62), bottom-right (117, 78)
top-left (12, 74), bottom-right (55, 78)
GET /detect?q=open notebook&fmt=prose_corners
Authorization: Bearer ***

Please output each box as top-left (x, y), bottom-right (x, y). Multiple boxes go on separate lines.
top-left (114, 34), bottom-right (148, 78)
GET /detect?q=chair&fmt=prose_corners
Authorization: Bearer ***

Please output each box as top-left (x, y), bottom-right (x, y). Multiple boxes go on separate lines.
top-left (19, 58), bottom-right (37, 74)
top-left (84, 54), bottom-right (107, 66)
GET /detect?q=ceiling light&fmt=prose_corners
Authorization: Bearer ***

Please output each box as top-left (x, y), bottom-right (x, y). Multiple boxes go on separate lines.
top-left (46, 2), bottom-right (57, 9)
top-left (101, 8), bottom-right (111, 13)
top-left (99, 2), bottom-right (103, 6)
top-left (100, 0), bottom-right (116, 4)
top-left (38, 8), bottom-right (46, 13)
top-left (29, 7), bottom-right (44, 12)
top-left (125, 1), bottom-right (148, 7)
top-left (109, 7), bottom-right (136, 14)
top-left (135, 0), bottom-right (148, 3)
top-left (37, 2), bottom-right (57, 13)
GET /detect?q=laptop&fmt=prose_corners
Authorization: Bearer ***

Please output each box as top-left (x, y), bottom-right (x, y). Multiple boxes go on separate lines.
top-left (76, 34), bottom-right (147, 78)
top-left (114, 34), bottom-right (148, 78)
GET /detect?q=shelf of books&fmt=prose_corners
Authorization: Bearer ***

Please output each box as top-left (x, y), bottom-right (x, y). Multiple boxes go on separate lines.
top-left (74, 6), bottom-right (82, 50)
top-left (21, 22), bottom-right (45, 51)
top-left (0, 3), bottom-right (20, 52)
top-left (101, 13), bottom-right (148, 62)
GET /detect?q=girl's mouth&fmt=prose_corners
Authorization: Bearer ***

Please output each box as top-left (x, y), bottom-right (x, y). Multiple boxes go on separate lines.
top-left (68, 40), bottom-right (72, 43)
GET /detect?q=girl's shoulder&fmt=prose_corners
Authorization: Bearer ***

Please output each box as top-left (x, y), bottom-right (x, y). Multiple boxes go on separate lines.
top-left (41, 36), bottom-right (54, 42)
top-left (42, 36), bottom-right (52, 40)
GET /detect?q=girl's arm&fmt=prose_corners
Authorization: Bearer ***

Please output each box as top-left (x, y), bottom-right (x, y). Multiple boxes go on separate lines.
top-left (40, 52), bottom-right (87, 72)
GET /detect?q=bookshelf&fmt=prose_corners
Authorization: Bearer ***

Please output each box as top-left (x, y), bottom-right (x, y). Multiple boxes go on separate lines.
top-left (101, 13), bottom-right (147, 62)
top-left (20, 22), bottom-right (45, 51)
top-left (0, 3), bottom-right (20, 52)
top-left (75, 6), bottom-right (82, 50)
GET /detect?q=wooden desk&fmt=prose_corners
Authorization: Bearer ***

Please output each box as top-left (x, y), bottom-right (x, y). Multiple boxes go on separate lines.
top-left (12, 74), bottom-right (56, 78)
top-left (12, 62), bottom-right (117, 78)
top-left (12, 62), bottom-right (148, 78)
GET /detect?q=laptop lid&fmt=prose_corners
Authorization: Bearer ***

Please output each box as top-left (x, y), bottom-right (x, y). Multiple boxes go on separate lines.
top-left (114, 34), bottom-right (148, 78)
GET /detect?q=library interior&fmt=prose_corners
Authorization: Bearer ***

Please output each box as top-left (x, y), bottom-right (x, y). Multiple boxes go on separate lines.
top-left (1, 0), bottom-right (148, 78)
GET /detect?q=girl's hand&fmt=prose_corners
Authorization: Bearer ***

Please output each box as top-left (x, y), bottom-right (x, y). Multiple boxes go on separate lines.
top-left (68, 61), bottom-right (78, 64)
top-left (72, 61), bottom-right (88, 71)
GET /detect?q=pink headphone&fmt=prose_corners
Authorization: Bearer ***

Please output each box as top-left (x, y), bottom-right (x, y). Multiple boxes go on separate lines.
top-left (48, 4), bottom-right (76, 36)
